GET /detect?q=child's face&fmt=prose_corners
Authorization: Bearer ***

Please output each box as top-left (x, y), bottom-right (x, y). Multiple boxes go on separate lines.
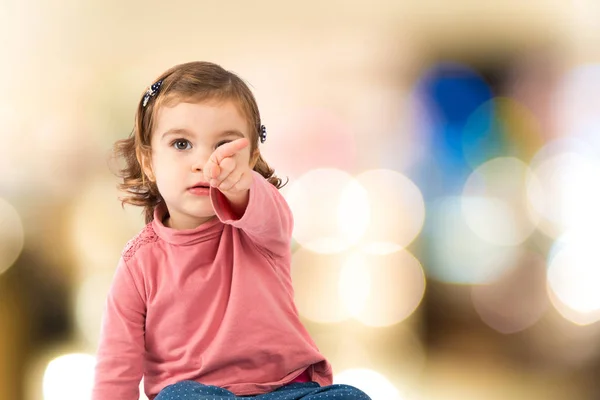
top-left (147, 99), bottom-right (256, 229)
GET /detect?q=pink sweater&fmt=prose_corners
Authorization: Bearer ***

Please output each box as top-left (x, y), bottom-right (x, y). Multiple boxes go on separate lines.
top-left (92, 172), bottom-right (333, 400)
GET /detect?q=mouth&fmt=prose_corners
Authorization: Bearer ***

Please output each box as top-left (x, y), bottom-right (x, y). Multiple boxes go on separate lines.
top-left (187, 182), bottom-right (211, 196)
top-left (189, 182), bottom-right (210, 190)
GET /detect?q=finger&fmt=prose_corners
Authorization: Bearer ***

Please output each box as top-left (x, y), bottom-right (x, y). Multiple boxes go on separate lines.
top-left (204, 160), bottom-right (220, 182)
top-left (209, 157), bottom-right (236, 187)
top-left (210, 138), bottom-right (249, 164)
top-left (218, 171), bottom-right (243, 192)
top-left (216, 157), bottom-right (236, 181)
top-left (234, 172), bottom-right (253, 192)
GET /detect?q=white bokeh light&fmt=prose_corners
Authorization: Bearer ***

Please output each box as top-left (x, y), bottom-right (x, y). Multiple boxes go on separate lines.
top-left (547, 233), bottom-right (600, 325)
top-left (462, 157), bottom-right (540, 246)
top-left (426, 197), bottom-right (522, 284)
top-left (355, 169), bottom-right (425, 253)
top-left (285, 169), bottom-right (370, 254)
top-left (43, 353), bottom-right (96, 400)
top-left (334, 368), bottom-right (404, 400)
top-left (528, 141), bottom-right (600, 239)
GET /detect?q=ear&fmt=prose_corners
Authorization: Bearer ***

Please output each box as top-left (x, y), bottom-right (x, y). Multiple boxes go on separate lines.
top-left (136, 147), bottom-right (156, 182)
top-left (250, 148), bottom-right (260, 169)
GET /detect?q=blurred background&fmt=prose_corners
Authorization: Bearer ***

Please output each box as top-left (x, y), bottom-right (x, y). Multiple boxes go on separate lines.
top-left (2, 1), bottom-right (600, 399)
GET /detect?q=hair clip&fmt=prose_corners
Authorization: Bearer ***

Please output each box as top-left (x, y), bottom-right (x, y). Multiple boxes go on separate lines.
top-left (142, 80), bottom-right (163, 107)
top-left (259, 124), bottom-right (267, 143)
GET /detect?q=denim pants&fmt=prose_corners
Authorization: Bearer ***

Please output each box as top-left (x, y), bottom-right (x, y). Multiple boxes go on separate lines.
top-left (155, 380), bottom-right (371, 400)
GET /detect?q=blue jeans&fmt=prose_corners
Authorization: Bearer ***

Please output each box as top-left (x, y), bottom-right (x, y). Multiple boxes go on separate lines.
top-left (155, 381), bottom-right (371, 400)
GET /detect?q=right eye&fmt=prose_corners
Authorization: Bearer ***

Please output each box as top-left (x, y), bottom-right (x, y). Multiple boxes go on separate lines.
top-left (172, 139), bottom-right (191, 150)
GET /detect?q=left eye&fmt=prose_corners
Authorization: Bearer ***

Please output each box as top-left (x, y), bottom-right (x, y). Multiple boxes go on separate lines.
top-left (172, 139), bottom-right (191, 150)
top-left (215, 140), bottom-right (230, 148)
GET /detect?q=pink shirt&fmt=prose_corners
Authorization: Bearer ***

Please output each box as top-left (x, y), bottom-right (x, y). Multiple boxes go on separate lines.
top-left (92, 172), bottom-right (333, 400)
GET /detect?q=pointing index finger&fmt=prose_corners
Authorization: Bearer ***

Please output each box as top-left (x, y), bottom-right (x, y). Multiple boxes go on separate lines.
top-left (211, 138), bottom-right (249, 164)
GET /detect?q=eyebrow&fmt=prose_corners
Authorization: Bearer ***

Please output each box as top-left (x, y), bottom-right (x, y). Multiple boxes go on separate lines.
top-left (161, 128), bottom-right (245, 140)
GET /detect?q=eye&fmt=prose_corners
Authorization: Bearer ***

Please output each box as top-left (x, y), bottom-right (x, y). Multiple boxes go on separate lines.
top-left (172, 139), bottom-right (191, 150)
top-left (215, 140), bottom-right (231, 149)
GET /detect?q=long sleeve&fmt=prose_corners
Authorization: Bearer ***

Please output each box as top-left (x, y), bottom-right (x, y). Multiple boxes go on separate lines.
top-left (211, 171), bottom-right (293, 258)
top-left (92, 257), bottom-right (146, 400)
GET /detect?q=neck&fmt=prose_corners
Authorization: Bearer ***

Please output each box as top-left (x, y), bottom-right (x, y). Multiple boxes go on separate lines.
top-left (164, 214), bottom-right (216, 230)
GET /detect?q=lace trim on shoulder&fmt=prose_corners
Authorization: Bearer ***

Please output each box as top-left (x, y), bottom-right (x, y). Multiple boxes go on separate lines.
top-left (122, 224), bottom-right (159, 262)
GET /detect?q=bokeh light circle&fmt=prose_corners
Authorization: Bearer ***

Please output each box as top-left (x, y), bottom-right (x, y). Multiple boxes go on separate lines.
top-left (471, 251), bottom-right (548, 334)
top-left (339, 248), bottom-right (426, 327)
top-left (43, 353), bottom-right (96, 400)
top-left (462, 98), bottom-right (543, 168)
top-left (462, 157), bottom-right (540, 246)
top-left (334, 368), bottom-right (404, 400)
top-left (0, 196), bottom-right (25, 276)
top-left (527, 144), bottom-right (600, 239)
top-left (547, 234), bottom-right (600, 325)
top-left (285, 169), bottom-right (370, 254)
top-left (292, 247), bottom-right (352, 323)
top-left (355, 169), bottom-right (425, 252)
top-left (425, 196), bottom-right (522, 284)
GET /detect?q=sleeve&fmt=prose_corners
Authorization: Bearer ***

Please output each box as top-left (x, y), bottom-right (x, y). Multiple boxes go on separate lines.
top-left (92, 257), bottom-right (145, 400)
top-left (210, 170), bottom-right (293, 258)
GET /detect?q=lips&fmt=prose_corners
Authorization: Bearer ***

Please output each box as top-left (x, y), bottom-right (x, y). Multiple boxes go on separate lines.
top-left (190, 182), bottom-right (210, 189)
top-left (188, 182), bottom-right (211, 196)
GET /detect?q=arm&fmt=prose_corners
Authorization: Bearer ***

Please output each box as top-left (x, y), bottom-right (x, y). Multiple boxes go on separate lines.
top-left (210, 170), bottom-right (293, 257)
top-left (204, 139), bottom-right (293, 257)
top-left (92, 258), bottom-right (145, 400)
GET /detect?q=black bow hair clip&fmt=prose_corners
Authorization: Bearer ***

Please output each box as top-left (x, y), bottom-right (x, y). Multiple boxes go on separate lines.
top-left (142, 80), bottom-right (163, 107)
top-left (259, 124), bottom-right (267, 143)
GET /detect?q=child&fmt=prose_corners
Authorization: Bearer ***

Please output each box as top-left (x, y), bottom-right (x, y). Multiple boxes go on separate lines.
top-left (92, 61), bottom-right (370, 400)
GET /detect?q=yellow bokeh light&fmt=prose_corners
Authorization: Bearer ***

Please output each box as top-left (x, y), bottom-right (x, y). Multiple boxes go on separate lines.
top-left (285, 169), bottom-right (370, 254)
top-left (348, 248), bottom-right (426, 327)
top-left (355, 169), bottom-right (425, 252)
top-left (295, 245), bottom-right (425, 327)
top-left (339, 253), bottom-right (372, 317)
top-left (462, 97), bottom-right (544, 168)
top-left (43, 353), bottom-right (96, 400)
top-left (462, 157), bottom-right (540, 246)
top-left (292, 247), bottom-right (352, 323)
top-left (0, 196), bottom-right (25, 276)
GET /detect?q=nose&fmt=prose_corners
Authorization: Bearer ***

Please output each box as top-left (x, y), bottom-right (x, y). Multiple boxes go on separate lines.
top-left (191, 148), bottom-right (211, 172)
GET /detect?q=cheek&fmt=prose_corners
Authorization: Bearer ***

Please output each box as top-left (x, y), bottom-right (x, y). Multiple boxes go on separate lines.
top-left (152, 153), bottom-right (185, 183)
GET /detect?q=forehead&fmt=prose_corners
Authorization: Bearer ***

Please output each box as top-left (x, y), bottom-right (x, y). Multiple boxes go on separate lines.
top-left (153, 98), bottom-right (251, 135)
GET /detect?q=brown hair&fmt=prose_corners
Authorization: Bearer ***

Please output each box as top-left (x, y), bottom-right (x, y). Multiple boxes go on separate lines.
top-left (113, 61), bottom-right (284, 223)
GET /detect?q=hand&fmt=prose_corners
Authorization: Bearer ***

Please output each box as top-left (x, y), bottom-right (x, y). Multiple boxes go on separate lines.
top-left (203, 138), bottom-right (253, 193)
